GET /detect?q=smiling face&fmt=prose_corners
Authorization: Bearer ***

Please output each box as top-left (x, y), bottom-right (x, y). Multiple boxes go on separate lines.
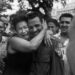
top-left (60, 17), bottom-right (72, 33)
top-left (16, 21), bottom-right (29, 39)
top-left (28, 17), bottom-right (43, 37)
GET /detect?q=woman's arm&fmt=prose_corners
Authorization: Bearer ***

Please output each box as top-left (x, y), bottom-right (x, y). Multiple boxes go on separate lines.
top-left (9, 20), bottom-right (47, 52)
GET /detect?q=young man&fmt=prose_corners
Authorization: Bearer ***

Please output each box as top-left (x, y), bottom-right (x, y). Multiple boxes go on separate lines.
top-left (59, 13), bottom-right (73, 75)
top-left (27, 11), bottom-right (64, 75)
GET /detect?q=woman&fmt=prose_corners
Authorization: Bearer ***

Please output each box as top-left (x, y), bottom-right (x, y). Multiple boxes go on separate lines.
top-left (3, 13), bottom-right (47, 75)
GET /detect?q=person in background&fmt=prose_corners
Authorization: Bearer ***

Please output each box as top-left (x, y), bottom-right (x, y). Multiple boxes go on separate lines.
top-left (0, 19), bottom-right (7, 75)
top-left (58, 13), bottom-right (73, 75)
top-left (46, 13), bottom-right (73, 75)
top-left (45, 18), bottom-right (61, 44)
top-left (0, 16), bottom-right (12, 37)
top-left (44, 13), bottom-right (73, 75)
top-left (0, 16), bottom-right (10, 58)
top-left (3, 12), bottom-right (47, 75)
top-left (47, 18), bottom-right (60, 35)
top-left (67, 16), bottom-right (75, 75)
top-left (0, 18), bottom-right (9, 57)
top-left (59, 13), bottom-right (73, 38)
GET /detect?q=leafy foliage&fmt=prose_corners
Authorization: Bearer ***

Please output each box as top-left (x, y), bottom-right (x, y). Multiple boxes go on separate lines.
top-left (0, 0), bottom-right (12, 13)
top-left (0, 0), bottom-right (53, 16)
top-left (26, 0), bottom-right (53, 15)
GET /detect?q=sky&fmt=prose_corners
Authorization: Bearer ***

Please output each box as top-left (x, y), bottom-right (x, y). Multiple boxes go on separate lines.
top-left (53, 0), bottom-right (75, 9)
top-left (67, 0), bottom-right (75, 3)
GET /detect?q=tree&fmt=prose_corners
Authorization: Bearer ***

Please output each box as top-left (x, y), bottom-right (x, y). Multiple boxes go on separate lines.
top-left (61, 0), bottom-right (66, 7)
top-left (55, 0), bottom-right (67, 7)
top-left (0, 0), bottom-right (54, 17)
top-left (19, 0), bottom-right (53, 17)
top-left (0, 0), bottom-right (12, 13)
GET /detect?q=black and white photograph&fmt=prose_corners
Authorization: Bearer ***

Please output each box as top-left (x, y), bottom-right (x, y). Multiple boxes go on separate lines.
top-left (0, 0), bottom-right (75, 75)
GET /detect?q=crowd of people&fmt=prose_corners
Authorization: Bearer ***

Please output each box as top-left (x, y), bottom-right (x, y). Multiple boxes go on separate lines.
top-left (0, 10), bottom-right (75, 75)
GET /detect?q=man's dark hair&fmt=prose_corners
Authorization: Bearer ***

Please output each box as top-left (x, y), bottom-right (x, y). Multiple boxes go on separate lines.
top-left (59, 13), bottom-right (73, 21)
top-left (27, 11), bottom-right (44, 22)
top-left (11, 14), bottom-right (28, 30)
top-left (47, 18), bottom-right (60, 28)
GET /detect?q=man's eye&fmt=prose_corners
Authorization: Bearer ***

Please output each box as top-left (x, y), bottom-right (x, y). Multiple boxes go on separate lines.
top-left (66, 22), bottom-right (70, 24)
top-left (60, 21), bottom-right (70, 24)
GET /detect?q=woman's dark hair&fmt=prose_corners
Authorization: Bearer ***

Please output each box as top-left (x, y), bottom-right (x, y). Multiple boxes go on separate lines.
top-left (11, 13), bottom-right (28, 30)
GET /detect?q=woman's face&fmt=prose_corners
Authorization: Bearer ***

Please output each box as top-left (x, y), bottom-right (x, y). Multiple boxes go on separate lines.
top-left (16, 21), bottom-right (29, 39)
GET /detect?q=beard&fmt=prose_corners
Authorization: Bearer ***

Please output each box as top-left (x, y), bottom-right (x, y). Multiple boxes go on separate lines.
top-left (60, 26), bottom-right (69, 38)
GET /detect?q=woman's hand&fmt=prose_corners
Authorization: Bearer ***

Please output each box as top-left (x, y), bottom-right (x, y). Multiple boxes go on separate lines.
top-left (44, 30), bottom-right (53, 47)
top-left (42, 19), bottom-right (47, 30)
top-left (44, 30), bottom-right (62, 47)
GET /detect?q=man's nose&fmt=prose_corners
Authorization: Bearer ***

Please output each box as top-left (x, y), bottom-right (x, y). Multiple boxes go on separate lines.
top-left (63, 22), bottom-right (69, 26)
top-left (22, 29), bottom-right (25, 33)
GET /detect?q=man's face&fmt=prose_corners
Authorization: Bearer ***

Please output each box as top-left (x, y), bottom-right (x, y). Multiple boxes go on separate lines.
top-left (0, 21), bottom-right (5, 33)
top-left (28, 17), bottom-right (42, 37)
top-left (60, 17), bottom-right (72, 33)
top-left (16, 21), bottom-right (29, 39)
top-left (48, 22), bottom-right (58, 34)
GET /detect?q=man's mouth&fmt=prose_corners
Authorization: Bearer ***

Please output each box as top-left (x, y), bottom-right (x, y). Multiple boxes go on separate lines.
top-left (61, 27), bottom-right (68, 31)
top-left (34, 32), bottom-right (39, 36)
